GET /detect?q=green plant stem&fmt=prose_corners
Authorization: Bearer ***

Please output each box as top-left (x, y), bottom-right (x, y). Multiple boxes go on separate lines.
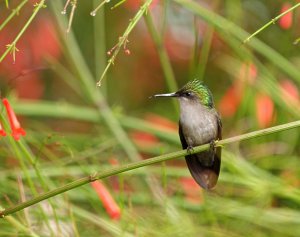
top-left (1, 120), bottom-right (300, 217)
top-left (4, 216), bottom-right (39, 237)
top-left (97, 0), bottom-right (153, 86)
top-left (195, 26), bottom-right (214, 81)
top-left (243, 3), bottom-right (300, 43)
top-left (0, 0), bottom-right (45, 62)
top-left (3, 120), bottom-right (56, 235)
top-left (174, 0), bottom-right (300, 84)
top-left (0, 0), bottom-right (28, 31)
top-left (294, 37), bottom-right (300, 45)
top-left (93, 0), bottom-right (107, 96)
top-left (73, 206), bottom-right (134, 237)
top-left (144, 12), bottom-right (178, 112)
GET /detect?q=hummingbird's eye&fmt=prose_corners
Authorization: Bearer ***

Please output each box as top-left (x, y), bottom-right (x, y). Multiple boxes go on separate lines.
top-left (185, 92), bottom-right (192, 97)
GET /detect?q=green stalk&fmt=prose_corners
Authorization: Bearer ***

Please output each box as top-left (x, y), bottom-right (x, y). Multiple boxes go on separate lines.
top-left (0, 0), bottom-right (45, 62)
top-left (195, 26), bottom-right (214, 81)
top-left (1, 119), bottom-right (300, 217)
top-left (144, 12), bottom-right (178, 112)
top-left (0, 0), bottom-right (28, 31)
top-left (92, 0), bottom-right (107, 96)
top-left (244, 3), bottom-right (300, 43)
top-left (97, 0), bottom-right (153, 86)
top-left (3, 121), bottom-right (56, 234)
top-left (174, 0), bottom-right (300, 83)
top-left (4, 216), bottom-right (40, 237)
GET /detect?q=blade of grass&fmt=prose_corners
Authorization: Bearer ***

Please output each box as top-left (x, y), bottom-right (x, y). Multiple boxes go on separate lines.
top-left (144, 11), bottom-right (178, 112)
top-left (174, 0), bottom-right (300, 83)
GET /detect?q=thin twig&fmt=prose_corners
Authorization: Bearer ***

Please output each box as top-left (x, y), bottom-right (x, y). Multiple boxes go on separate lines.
top-left (96, 0), bottom-right (153, 86)
top-left (243, 3), bottom-right (300, 44)
top-left (0, 0), bottom-right (28, 31)
top-left (0, 0), bottom-right (46, 63)
top-left (1, 120), bottom-right (300, 217)
top-left (66, 0), bottom-right (77, 33)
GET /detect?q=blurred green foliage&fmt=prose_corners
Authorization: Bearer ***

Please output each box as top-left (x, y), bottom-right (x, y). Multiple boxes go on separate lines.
top-left (0, 0), bottom-right (300, 236)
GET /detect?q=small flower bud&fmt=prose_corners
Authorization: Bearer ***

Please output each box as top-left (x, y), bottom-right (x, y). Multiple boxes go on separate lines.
top-left (124, 49), bottom-right (130, 55)
top-left (2, 98), bottom-right (26, 141)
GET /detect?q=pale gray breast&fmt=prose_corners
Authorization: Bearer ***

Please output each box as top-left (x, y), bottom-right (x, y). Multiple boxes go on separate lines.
top-left (179, 100), bottom-right (218, 146)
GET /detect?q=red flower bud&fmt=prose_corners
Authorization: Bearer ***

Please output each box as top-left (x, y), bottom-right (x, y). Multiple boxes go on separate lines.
top-left (91, 181), bottom-right (121, 220)
top-left (0, 121), bottom-right (6, 137)
top-left (2, 98), bottom-right (26, 140)
top-left (255, 94), bottom-right (274, 128)
top-left (279, 3), bottom-right (293, 30)
top-left (124, 49), bottom-right (131, 55)
top-left (279, 79), bottom-right (299, 104)
top-left (218, 82), bottom-right (243, 118)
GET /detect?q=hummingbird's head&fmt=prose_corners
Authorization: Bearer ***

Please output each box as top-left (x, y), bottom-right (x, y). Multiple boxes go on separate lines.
top-left (152, 79), bottom-right (214, 109)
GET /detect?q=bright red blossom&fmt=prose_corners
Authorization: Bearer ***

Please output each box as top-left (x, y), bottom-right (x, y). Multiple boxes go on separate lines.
top-left (0, 121), bottom-right (6, 137)
top-left (255, 94), bottom-right (274, 128)
top-left (218, 63), bottom-right (257, 118)
top-left (279, 79), bottom-right (299, 104)
top-left (179, 177), bottom-right (203, 204)
top-left (145, 114), bottom-right (177, 132)
top-left (218, 82), bottom-right (243, 118)
top-left (91, 181), bottom-right (121, 220)
top-left (240, 63), bottom-right (257, 84)
top-left (2, 98), bottom-right (26, 140)
top-left (279, 3), bottom-right (293, 29)
top-left (130, 131), bottom-right (159, 148)
top-left (125, 0), bottom-right (159, 11)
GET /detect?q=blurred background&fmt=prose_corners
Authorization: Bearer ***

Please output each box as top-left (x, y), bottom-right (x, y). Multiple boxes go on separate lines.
top-left (0, 0), bottom-right (300, 236)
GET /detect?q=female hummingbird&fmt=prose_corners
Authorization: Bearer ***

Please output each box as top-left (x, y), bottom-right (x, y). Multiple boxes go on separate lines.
top-left (152, 79), bottom-right (222, 189)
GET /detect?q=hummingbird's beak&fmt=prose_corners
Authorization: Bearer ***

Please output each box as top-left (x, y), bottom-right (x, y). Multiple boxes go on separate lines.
top-left (150, 92), bottom-right (178, 99)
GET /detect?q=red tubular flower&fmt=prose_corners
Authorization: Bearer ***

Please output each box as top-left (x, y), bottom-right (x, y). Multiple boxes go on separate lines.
top-left (240, 63), bottom-right (257, 84)
top-left (0, 121), bottom-right (6, 137)
top-left (218, 82), bottom-right (243, 118)
top-left (130, 131), bottom-right (159, 148)
top-left (255, 94), bottom-right (274, 128)
top-left (125, 0), bottom-right (159, 11)
top-left (2, 98), bottom-right (26, 140)
top-left (279, 79), bottom-right (299, 105)
top-left (144, 113), bottom-right (177, 132)
top-left (91, 181), bottom-right (121, 220)
top-left (179, 177), bottom-right (203, 204)
top-left (279, 3), bottom-right (293, 30)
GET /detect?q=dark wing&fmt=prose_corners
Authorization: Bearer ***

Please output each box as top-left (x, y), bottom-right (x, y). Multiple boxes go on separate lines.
top-left (179, 116), bottom-right (222, 190)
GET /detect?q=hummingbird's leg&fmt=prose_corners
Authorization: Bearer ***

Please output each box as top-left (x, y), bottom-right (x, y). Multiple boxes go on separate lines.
top-left (208, 140), bottom-right (217, 165)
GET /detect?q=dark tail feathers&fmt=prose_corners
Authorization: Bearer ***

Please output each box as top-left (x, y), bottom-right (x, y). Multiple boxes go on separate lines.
top-left (185, 148), bottom-right (221, 190)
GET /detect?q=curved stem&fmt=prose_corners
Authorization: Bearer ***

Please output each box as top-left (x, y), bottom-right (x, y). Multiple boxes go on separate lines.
top-left (1, 120), bottom-right (300, 217)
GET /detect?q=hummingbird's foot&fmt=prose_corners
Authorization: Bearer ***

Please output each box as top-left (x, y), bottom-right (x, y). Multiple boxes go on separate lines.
top-left (187, 145), bottom-right (194, 155)
top-left (208, 140), bottom-right (217, 166)
top-left (209, 140), bottom-right (217, 151)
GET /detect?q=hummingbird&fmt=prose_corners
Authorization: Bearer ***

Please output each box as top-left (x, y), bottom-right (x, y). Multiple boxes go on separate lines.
top-left (152, 79), bottom-right (222, 189)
